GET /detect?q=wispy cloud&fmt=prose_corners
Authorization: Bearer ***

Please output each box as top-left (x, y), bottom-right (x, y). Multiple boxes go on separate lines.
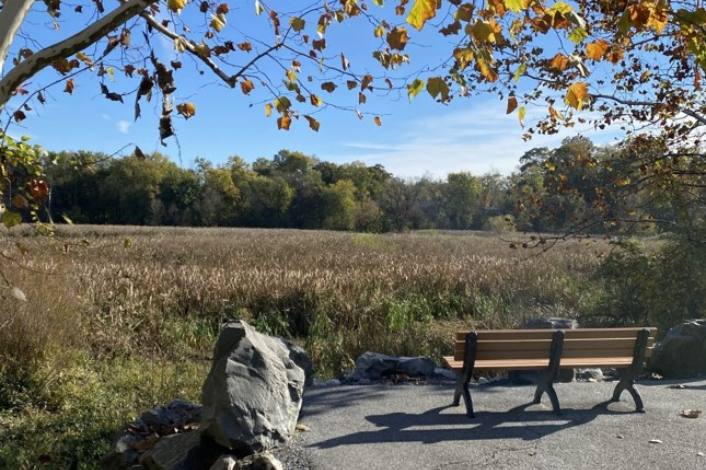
top-left (117, 120), bottom-right (131, 134)
top-left (327, 100), bottom-right (625, 178)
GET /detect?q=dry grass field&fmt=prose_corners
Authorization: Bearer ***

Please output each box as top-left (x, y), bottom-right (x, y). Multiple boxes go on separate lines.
top-left (0, 226), bottom-right (612, 468)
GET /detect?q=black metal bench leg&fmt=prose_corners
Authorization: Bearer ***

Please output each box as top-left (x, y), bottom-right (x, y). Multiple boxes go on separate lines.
top-left (452, 332), bottom-right (477, 418)
top-left (452, 371), bottom-right (463, 406)
top-left (611, 371), bottom-right (645, 412)
top-left (531, 330), bottom-right (564, 416)
top-left (611, 328), bottom-right (649, 412)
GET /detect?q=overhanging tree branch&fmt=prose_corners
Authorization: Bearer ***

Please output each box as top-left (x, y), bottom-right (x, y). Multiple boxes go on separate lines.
top-left (0, 0), bottom-right (158, 113)
top-left (0, 0), bottom-right (36, 76)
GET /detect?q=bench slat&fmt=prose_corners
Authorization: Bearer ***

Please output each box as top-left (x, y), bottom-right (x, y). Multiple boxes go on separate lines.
top-left (443, 356), bottom-right (639, 371)
top-left (453, 337), bottom-right (655, 354)
top-left (455, 327), bottom-right (657, 341)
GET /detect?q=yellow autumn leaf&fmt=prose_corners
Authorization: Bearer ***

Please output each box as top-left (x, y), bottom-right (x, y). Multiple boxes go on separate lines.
top-left (585, 39), bottom-right (610, 61)
top-left (210, 14), bottom-right (226, 32)
top-left (565, 81), bottom-right (589, 110)
top-left (176, 102), bottom-right (196, 119)
top-left (265, 103), bottom-right (273, 117)
top-left (471, 19), bottom-right (500, 43)
top-left (407, 0), bottom-right (437, 31)
top-left (168, 0), bottom-right (187, 13)
top-left (518, 105), bottom-right (526, 127)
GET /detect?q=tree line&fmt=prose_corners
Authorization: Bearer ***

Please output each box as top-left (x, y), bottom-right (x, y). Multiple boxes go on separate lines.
top-left (31, 135), bottom-right (691, 234)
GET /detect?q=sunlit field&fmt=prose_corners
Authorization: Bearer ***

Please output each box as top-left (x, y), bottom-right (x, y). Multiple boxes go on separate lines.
top-left (0, 225), bottom-right (616, 468)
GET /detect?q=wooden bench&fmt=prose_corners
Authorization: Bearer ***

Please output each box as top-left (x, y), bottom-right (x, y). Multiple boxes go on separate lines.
top-left (442, 327), bottom-right (657, 418)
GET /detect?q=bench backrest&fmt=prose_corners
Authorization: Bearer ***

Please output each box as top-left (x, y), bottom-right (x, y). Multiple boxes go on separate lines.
top-left (453, 327), bottom-right (657, 362)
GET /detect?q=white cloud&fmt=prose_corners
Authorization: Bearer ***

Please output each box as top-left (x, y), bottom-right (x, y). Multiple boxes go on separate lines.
top-left (117, 120), bottom-right (131, 134)
top-left (326, 101), bottom-right (625, 178)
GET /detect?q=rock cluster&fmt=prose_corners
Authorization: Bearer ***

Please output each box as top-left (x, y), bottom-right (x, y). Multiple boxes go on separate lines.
top-left (101, 320), bottom-right (306, 470)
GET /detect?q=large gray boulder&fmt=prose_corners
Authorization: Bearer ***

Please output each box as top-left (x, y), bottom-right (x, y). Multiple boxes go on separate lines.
top-left (200, 321), bottom-right (305, 454)
top-left (649, 319), bottom-right (706, 379)
top-left (509, 316), bottom-right (578, 384)
top-left (280, 338), bottom-right (315, 387)
top-left (352, 352), bottom-right (437, 381)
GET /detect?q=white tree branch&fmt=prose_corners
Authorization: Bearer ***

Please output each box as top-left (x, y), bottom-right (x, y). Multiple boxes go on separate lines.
top-left (0, 0), bottom-right (36, 77)
top-left (0, 0), bottom-right (158, 113)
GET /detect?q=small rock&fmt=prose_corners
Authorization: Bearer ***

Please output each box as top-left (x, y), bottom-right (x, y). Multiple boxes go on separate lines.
top-left (577, 368), bottom-right (603, 382)
top-left (616, 435), bottom-right (624, 439)
top-left (295, 423), bottom-right (310, 432)
top-left (321, 379), bottom-right (341, 387)
top-left (434, 368), bottom-right (458, 381)
top-left (649, 439), bottom-right (663, 444)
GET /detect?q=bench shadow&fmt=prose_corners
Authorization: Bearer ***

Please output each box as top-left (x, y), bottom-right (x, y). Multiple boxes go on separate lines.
top-left (309, 400), bottom-right (631, 450)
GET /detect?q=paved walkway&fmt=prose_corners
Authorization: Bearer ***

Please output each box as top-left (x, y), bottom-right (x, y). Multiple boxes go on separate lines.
top-left (298, 379), bottom-right (706, 469)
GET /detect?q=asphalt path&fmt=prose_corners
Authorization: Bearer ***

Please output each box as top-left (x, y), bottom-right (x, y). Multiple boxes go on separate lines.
top-left (298, 379), bottom-right (706, 470)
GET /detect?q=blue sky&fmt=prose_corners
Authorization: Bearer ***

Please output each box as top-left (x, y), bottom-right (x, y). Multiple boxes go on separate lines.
top-left (2, 0), bottom-right (624, 178)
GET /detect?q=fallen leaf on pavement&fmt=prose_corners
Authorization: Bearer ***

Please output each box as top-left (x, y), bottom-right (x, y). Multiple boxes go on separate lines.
top-left (649, 439), bottom-right (663, 444)
top-left (296, 423), bottom-right (311, 432)
top-left (669, 384), bottom-right (686, 389)
top-left (681, 409), bottom-right (702, 419)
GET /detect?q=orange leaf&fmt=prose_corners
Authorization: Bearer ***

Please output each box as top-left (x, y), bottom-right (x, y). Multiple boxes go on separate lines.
top-left (64, 78), bottom-right (75, 94)
top-left (550, 53), bottom-right (570, 71)
top-left (507, 96), bottom-right (518, 114)
top-left (265, 103), bottom-right (273, 117)
top-left (277, 114), bottom-right (292, 130)
top-left (374, 116), bottom-right (382, 126)
top-left (387, 26), bottom-right (409, 51)
top-left (240, 79), bottom-right (255, 95)
top-left (304, 115), bottom-right (320, 131)
top-left (585, 39), bottom-right (610, 61)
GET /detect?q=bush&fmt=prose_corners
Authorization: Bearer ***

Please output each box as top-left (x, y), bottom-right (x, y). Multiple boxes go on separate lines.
top-left (585, 237), bottom-right (706, 334)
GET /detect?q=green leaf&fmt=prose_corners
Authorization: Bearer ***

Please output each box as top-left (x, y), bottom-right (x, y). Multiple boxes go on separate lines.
top-left (275, 97), bottom-right (292, 113)
top-left (2, 211), bottom-right (22, 229)
top-left (618, 11), bottom-right (633, 35)
top-left (504, 0), bottom-right (524, 13)
top-left (290, 17), bottom-right (305, 32)
top-left (513, 63), bottom-right (526, 82)
top-left (407, 0), bottom-right (437, 31)
top-left (407, 78), bottom-right (425, 101)
top-left (568, 27), bottom-right (588, 44)
top-left (426, 76), bottom-right (449, 101)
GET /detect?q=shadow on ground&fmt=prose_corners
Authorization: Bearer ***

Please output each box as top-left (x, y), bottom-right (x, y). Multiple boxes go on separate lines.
top-left (307, 397), bottom-right (638, 449)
